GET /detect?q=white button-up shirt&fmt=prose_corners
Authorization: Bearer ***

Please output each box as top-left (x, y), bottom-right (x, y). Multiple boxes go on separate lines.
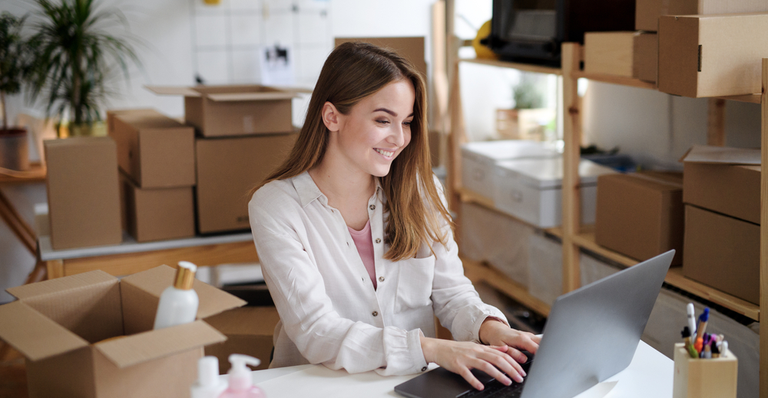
top-left (248, 171), bottom-right (507, 375)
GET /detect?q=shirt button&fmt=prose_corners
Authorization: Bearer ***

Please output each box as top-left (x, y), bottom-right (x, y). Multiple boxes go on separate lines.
top-left (372, 311), bottom-right (378, 317)
top-left (421, 366), bottom-right (428, 372)
top-left (379, 276), bottom-right (385, 282)
top-left (369, 204), bottom-right (376, 210)
top-left (375, 238), bottom-right (381, 244)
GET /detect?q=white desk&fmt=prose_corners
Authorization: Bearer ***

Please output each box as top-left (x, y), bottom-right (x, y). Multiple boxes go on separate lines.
top-left (246, 341), bottom-right (673, 398)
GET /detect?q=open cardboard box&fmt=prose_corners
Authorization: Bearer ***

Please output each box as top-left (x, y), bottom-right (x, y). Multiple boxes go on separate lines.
top-left (0, 265), bottom-right (246, 398)
top-left (146, 85), bottom-right (296, 137)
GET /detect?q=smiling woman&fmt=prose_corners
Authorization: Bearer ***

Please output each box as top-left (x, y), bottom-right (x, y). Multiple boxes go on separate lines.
top-left (247, 42), bottom-right (540, 392)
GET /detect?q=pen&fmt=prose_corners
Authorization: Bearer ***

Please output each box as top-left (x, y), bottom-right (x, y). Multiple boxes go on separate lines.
top-left (711, 341), bottom-right (720, 358)
top-left (681, 327), bottom-right (698, 358)
top-left (687, 303), bottom-right (697, 337)
top-left (696, 308), bottom-right (710, 338)
top-left (701, 343), bottom-right (712, 358)
top-left (694, 336), bottom-right (703, 354)
top-left (721, 341), bottom-right (728, 358)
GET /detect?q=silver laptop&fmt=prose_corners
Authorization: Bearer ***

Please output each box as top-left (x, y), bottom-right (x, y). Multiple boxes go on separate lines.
top-left (395, 250), bottom-right (674, 398)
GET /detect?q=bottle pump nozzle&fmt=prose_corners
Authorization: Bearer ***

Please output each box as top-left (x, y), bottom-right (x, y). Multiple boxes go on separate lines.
top-left (227, 354), bottom-right (261, 390)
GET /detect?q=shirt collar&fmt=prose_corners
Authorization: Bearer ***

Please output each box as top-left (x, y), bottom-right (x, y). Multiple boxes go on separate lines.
top-left (293, 171), bottom-right (385, 208)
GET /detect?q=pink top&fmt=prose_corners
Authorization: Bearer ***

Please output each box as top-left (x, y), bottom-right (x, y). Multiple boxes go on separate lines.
top-left (348, 220), bottom-right (377, 290)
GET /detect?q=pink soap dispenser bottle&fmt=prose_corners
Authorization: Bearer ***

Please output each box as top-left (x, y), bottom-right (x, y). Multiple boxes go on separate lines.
top-left (219, 354), bottom-right (266, 398)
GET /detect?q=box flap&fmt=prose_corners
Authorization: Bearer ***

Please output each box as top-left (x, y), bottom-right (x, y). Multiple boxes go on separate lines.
top-left (144, 85), bottom-right (202, 97)
top-left (207, 92), bottom-right (298, 102)
top-left (121, 265), bottom-right (246, 320)
top-left (0, 301), bottom-right (89, 361)
top-left (95, 320), bottom-right (225, 368)
top-left (6, 270), bottom-right (116, 300)
top-left (680, 145), bottom-right (761, 165)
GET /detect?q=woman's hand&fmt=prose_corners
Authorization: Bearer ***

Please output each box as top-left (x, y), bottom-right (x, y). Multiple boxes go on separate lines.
top-left (420, 335), bottom-right (527, 391)
top-left (478, 318), bottom-right (541, 363)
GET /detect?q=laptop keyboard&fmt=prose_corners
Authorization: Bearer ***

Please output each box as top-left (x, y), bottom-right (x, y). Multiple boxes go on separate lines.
top-left (457, 379), bottom-right (525, 398)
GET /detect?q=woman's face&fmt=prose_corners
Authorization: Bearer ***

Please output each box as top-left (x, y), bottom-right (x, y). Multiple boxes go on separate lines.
top-left (327, 79), bottom-right (415, 178)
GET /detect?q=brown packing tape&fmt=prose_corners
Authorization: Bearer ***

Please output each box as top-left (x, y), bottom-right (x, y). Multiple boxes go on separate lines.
top-left (94, 320), bottom-right (225, 369)
top-left (0, 301), bottom-right (89, 361)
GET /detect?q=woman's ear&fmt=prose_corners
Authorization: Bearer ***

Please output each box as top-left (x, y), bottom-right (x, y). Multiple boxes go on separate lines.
top-left (321, 102), bottom-right (341, 132)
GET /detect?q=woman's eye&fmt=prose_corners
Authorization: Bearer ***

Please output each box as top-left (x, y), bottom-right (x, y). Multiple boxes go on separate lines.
top-left (376, 119), bottom-right (390, 125)
top-left (403, 120), bottom-right (413, 126)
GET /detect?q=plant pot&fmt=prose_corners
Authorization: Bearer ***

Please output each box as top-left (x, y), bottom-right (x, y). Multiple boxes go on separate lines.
top-left (0, 127), bottom-right (30, 171)
top-left (59, 121), bottom-right (107, 138)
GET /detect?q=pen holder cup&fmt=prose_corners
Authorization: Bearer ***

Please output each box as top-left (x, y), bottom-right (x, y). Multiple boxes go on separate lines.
top-left (672, 342), bottom-right (737, 398)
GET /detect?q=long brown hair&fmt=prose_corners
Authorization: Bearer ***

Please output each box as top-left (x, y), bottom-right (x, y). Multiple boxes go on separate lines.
top-left (260, 41), bottom-right (450, 261)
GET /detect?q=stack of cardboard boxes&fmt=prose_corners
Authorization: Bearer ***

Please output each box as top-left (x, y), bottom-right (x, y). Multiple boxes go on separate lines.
top-left (147, 85), bottom-right (298, 234)
top-left (109, 109), bottom-right (196, 242)
top-left (681, 146), bottom-right (761, 305)
top-left (584, 0), bottom-right (768, 93)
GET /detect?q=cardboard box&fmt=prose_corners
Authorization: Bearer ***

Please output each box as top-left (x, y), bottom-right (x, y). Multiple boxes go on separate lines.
top-left (205, 306), bottom-right (280, 373)
top-left (334, 37), bottom-right (427, 79)
top-left (146, 85), bottom-right (295, 137)
top-left (461, 140), bottom-right (560, 201)
top-left (683, 205), bottom-right (759, 304)
top-left (196, 133), bottom-right (298, 234)
top-left (110, 109), bottom-right (196, 188)
top-left (595, 172), bottom-right (683, 265)
top-left (633, 33), bottom-right (658, 83)
top-left (658, 13), bottom-right (768, 98)
top-left (584, 32), bottom-right (637, 77)
top-left (493, 158), bottom-right (615, 228)
top-left (44, 137), bottom-right (122, 250)
top-left (0, 266), bottom-right (246, 398)
top-left (635, 0), bottom-right (768, 32)
top-left (121, 173), bottom-right (195, 242)
top-left (682, 145), bottom-right (761, 225)
top-left (106, 108), bottom-right (155, 136)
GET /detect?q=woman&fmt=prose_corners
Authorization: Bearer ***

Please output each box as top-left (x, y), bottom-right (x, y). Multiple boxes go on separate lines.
top-left (248, 42), bottom-right (540, 391)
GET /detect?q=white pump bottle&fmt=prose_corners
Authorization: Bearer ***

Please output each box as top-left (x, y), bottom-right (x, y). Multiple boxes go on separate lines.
top-left (191, 356), bottom-right (227, 398)
top-left (153, 261), bottom-right (199, 330)
top-left (219, 354), bottom-right (266, 398)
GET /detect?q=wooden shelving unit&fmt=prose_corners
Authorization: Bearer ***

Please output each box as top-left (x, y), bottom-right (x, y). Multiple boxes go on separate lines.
top-left (447, 43), bottom-right (767, 397)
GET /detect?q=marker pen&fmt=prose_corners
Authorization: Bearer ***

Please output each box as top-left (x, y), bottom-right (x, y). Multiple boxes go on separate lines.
top-left (711, 341), bottom-right (720, 358)
top-left (722, 341), bottom-right (729, 358)
top-left (694, 336), bottom-right (704, 354)
top-left (701, 343), bottom-right (712, 359)
top-left (687, 303), bottom-right (697, 337)
top-left (681, 327), bottom-right (698, 359)
top-left (696, 308), bottom-right (710, 337)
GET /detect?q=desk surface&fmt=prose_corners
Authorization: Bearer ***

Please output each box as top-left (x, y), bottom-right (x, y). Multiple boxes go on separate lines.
top-left (246, 341), bottom-right (673, 398)
top-left (38, 232), bottom-right (253, 261)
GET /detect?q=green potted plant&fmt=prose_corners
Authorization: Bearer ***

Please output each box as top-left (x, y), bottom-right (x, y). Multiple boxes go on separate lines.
top-left (0, 12), bottom-right (31, 170)
top-left (25, 0), bottom-right (141, 137)
top-left (496, 74), bottom-right (553, 141)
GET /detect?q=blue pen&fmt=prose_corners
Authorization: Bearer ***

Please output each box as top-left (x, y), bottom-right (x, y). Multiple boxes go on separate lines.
top-left (696, 308), bottom-right (709, 338)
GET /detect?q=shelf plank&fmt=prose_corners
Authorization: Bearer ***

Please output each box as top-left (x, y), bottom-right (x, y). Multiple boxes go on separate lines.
top-left (666, 268), bottom-right (759, 321)
top-left (716, 94), bottom-right (762, 104)
top-left (462, 258), bottom-right (551, 317)
top-left (459, 58), bottom-right (563, 76)
top-left (573, 231), bottom-right (638, 267)
top-left (571, 231), bottom-right (759, 321)
top-left (0, 163), bottom-right (46, 184)
top-left (572, 71), bottom-right (657, 90)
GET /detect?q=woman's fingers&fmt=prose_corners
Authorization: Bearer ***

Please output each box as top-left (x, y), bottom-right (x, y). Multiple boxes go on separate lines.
top-left (458, 367), bottom-right (485, 391)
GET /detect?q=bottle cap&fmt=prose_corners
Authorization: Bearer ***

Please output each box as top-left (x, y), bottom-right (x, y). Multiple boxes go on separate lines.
top-left (227, 354), bottom-right (261, 390)
top-left (175, 261), bottom-right (197, 290)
